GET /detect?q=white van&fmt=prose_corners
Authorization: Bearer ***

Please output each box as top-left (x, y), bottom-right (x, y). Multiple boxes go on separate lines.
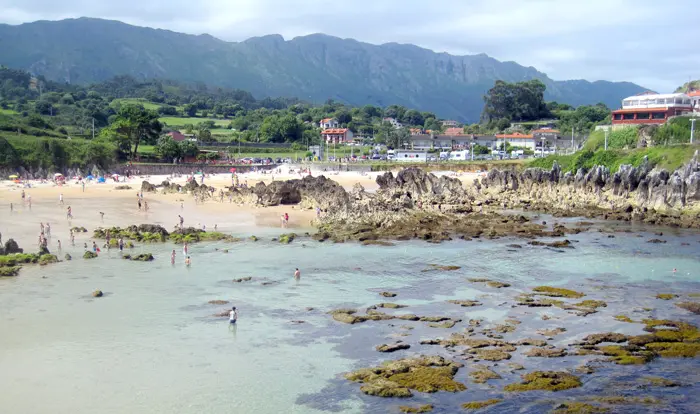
top-left (387, 149), bottom-right (395, 160)
top-left (449, 150), bottom-right (469, 161)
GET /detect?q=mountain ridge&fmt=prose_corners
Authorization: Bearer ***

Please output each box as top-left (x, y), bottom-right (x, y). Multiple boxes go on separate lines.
top-left (0, 17), bottom-right (646, 121)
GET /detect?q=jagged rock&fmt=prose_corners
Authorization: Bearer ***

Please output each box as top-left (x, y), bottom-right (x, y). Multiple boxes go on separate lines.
top-left (83, 251), bottom-right (98, 259)
top-left (141, 181), bottom-right (157, 192)
top-left (1, 239), bottom-right (23, 254)
top-left (524, 347), bottom-right (568, 357)
top-left (376, 342), bottom-right (411, 353)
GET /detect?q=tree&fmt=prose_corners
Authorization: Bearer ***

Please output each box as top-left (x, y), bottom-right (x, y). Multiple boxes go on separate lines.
top-left (111, 104), bottom-right (162, 160)
top-left (156, 136), bottom-right (182, 161)
top-left (158, 105), bottom-right (178, 116)
top-left (183, 104), bottom-right (197, 117)
top-left (402, 109), bottom-right (424, 126)
top-left (180, 140), bottom-right (199, 157)
top-left (481, 79), bottom-right (549, 123)
top-left (34, 100), bottom-right (54, 116)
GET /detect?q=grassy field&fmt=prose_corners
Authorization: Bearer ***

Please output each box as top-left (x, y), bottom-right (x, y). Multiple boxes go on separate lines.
top-left (0, 108), bottom-right (17, 115)
top-left (528, 145), bottom-right (697, 173)
top-left (159, 117), bottom-right (231, 128)
top-left (111, 98), bottom-right (162, 111)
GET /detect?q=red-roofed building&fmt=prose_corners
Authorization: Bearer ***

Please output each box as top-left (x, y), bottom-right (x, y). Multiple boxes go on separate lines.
top-left (322, 128), bottom-right (353, 144)
top-left (612, 92), bottom-right (693, 129)
top-left (689, 90), bottom-right (700, 113)
top-left (410, 128), bottom-right (424, 135)
top-left (444, 127), bottom-right (466, 136)
top-left (319, 118), bottom-right (339, 129)
top-left (167, 131), bottom-right (187, 142)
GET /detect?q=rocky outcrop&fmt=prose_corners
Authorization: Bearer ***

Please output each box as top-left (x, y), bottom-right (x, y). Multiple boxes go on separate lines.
top-left (0, 239), bottom-right (23, 255)
top-left (477, 151), bottom-right (700, 227)
top-left (227, 175), bottom-right (349, 210)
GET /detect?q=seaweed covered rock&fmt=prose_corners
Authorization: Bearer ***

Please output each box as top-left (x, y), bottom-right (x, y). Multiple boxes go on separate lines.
top-left (399, 404), bottom-right (433, 413)
top-left (71, 227), bottom-right (88, 233)
top-left (0, 266), bottom-right (21, 277)
top-left (532, 286), bottom-right (585, 298)
top-left (345, 355), bottom-right (466, 398)
top-left (38, 254), bottom-right (59, 265)
top-left (462, 399), bottom-right (503, 410)
top-left (92, 290), bottom-right (103, 297)
top-left (524, 347), bottom-right (567, 357)
top-left (376, 342), bottom-right (411, 353)
top-left (233, 277), bottom-right (253, 283)
top-left (676, 302), bottom-right (700, 315)
top-left (141, 181), bottom-right (157, 192)
top-left (64, 253), bottom-right (72, 261)
top-left (504, 371), bottom-right (582, 392)
top-left (83, 251), bottom-right (98, 259)
top-left (278, 233), bottom-right (297, 244)
top-left (130, 253), bottom-right (154, 262)
top-left (469, 365), bottom-right (501, 383)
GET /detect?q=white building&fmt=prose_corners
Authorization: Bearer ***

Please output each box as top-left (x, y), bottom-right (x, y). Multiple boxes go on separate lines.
top-left (494, 133), bottom-right (536, 150)
top-left (394, 150), bottom-right (427, 162)
top-left (621, 92), bottom-right (692, 109)
top-left (319, 118), bottom-right (339, 129)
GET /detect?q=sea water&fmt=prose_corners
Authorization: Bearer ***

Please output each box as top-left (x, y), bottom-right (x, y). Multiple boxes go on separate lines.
top-left (1, 221), bottom-right (699, 413)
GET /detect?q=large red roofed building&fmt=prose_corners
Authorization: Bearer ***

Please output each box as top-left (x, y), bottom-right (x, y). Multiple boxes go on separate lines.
top-left (322, 128), bottom-right (353, 144)
top-left (444, 127), bottom-right (466, 136)
top-left (611, 92), bottom-right (693, 130)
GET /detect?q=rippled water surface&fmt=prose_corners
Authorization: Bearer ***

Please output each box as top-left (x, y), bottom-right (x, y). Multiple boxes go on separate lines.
top-left (1, 222), bottom-right (699, 413)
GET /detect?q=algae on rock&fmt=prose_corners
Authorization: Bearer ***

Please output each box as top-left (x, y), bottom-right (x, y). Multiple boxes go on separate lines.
top-left (504, 371), bottom-right (582, 392)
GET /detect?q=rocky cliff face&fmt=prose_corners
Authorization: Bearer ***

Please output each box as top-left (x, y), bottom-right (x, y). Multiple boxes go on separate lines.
top-left (477, 151), bottom-right (700, 227)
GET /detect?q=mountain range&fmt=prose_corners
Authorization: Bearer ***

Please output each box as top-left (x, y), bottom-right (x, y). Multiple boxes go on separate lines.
top-left (0, 17), bottom-right (646, 122)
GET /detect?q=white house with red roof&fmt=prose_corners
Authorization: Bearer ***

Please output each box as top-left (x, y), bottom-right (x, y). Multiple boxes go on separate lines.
top-left (322, 128), bottom-right (353, 144)
top-left (689, 90), bottom-right (700, 113)
top-left (319, 118), bottom-right (339, 129)
top-left (495, 132), bottom-right (536, 150)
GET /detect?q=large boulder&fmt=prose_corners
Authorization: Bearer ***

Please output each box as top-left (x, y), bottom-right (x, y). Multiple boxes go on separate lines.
top-left (1, 239), bottom-right (23, 255)
top-left (141, 181), bottom-right (157, 192)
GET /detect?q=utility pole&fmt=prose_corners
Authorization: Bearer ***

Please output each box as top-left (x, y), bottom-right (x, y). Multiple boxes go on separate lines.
top-left (691, 118), bottom-right (696, 144)
top-left (571, 127), bottom-right (574, 154)
top-left (604, 128), bottom-right (608, 150)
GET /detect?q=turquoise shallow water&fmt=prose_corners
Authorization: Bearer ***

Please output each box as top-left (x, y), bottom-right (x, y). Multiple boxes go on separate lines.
top-left (1, 221), bottom-right (699, 413)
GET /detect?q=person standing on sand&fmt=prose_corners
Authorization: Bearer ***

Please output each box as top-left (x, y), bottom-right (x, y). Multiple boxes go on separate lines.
top-left (144, 201), bottom-right (149, 212)
top-left (27, 194), bottom-right (31, 209)
top-left (81, 181), bottom-right (85, 192)
top-left (138, 198), bottom-right (142, 210)
top-left (10, 203), bottom-right (13, 212)
top-left (294, 268), bottom-right (301, 280)
top-left (59, 193), bottom-right (64, 205)
top-left (57, 240), bottom-right (62, 252)
top-left (179, 215), bottom-right (184, 229)
top-left (46, 223), bottom-right (51, 238)
top-left (70, 231), bottom-right (75, 246)
top-left (21, 190), bottom-right (25, 203)
top-left (100, 212), bottom-right (104, 222)
top-left (284, 213), bottom-right (289, 226)
top-left (67, 206), bottom-right (73, 219)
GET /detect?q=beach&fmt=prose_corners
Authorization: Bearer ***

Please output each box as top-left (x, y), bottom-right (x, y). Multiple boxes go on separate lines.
top-left (1, 166), bottom-right (699, 414)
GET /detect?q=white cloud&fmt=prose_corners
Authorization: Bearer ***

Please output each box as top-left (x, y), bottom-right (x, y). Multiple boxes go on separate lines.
top-left (0, 0), bottom-right (697, 91)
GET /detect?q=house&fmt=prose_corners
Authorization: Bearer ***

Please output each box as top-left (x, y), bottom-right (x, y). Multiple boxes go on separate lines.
top-left (322, 128), bottom-right (354, 144)
top-left (383, 117), bottom-right (403, 129)
top-left (689, 90), bottom-right (700, 113)
top-left (167, 131), bottom-right (187, 142)
top-left (612, 92), bottom-right (692, 130)
top-left (494, 132), bottom-right (536, 150)
top-left (319, 118), bottom-right (339, 129)
top-left (443, 127), bottom-right (466, 136)
top-left (441, 120), bottom-right (460, 128)
top-left (532, 128), bottom-right (560, 140)
top-left (409, 128), bottom-right (425, 135)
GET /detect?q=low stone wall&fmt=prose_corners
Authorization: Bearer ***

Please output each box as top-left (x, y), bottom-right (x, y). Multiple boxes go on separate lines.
top-left (114, 163), bottom-right (278, 175)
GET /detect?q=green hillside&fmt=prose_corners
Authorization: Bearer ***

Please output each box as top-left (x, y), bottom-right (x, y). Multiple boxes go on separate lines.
top-left (0, 17), bottom-right (646, 122)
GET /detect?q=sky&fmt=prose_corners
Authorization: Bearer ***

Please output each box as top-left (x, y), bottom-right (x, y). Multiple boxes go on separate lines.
top-left (0, 0), bottom-right (698, 92)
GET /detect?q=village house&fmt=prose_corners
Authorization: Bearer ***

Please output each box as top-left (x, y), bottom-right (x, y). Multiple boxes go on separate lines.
top-left (319, 118), bottom-right (339, 129)
top-left (167, 131), bottom-right (187, 142)
top-left (441, 120), bottom-right (460, 128)
top-left (322, 128), bottom-right (353, 144)
top-left (409, 134), bottom-right (497, 151)
top-left (689, 90), bottom-right (700, 113)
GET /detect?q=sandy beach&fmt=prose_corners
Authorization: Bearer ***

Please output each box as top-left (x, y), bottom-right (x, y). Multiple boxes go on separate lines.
top-left (0, 166), bottom-right (481, 249)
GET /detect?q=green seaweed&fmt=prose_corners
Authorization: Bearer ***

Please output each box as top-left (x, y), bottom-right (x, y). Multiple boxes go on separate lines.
top-left (504, 371), bottom-right (582, 392)
top-left (461, 399), bottom-right (503, 410)
top-left (532, 286), bottom-right (585, 298)
top-left (551, 402), bottom-right (609, 414)
top-left (656, 293), bottom-right (678, 300)
top-left (399, 404), bottom-right (434, 413)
